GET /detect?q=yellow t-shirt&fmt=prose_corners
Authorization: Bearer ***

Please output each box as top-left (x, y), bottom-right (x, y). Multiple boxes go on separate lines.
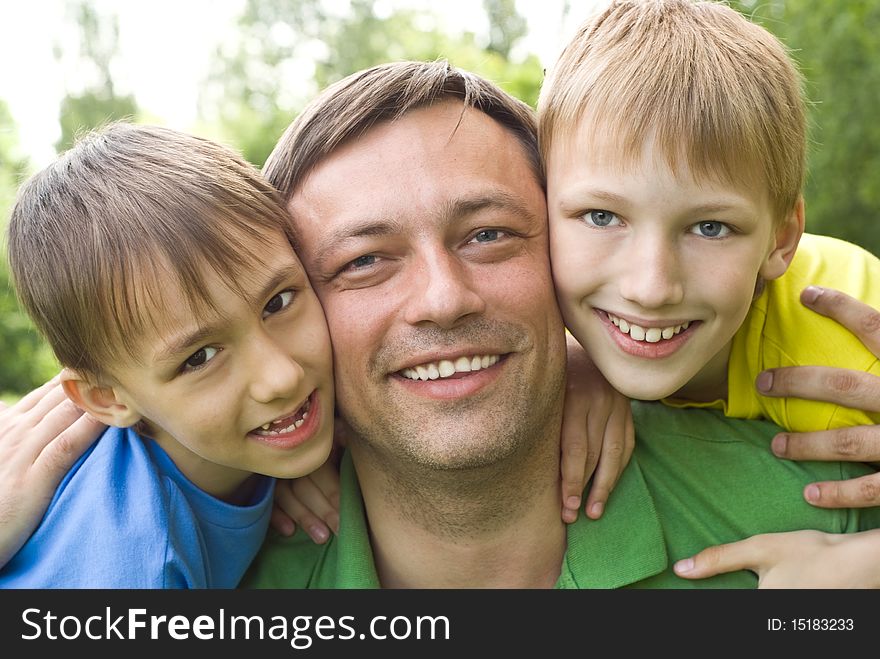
top-left (665, 233), bottom-right (880, 432)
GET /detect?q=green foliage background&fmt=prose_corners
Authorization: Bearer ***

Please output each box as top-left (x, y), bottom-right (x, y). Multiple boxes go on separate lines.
top-left (1, 0), bottom-right (879, 397)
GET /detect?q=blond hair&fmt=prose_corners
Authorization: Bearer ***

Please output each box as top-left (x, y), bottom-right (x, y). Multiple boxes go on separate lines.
top-left (539, 0), bottom-right (806, 221)
top-left (7, 123), bottom-right (295, 378)
top-left (264, 59), bottom-right (543, 202)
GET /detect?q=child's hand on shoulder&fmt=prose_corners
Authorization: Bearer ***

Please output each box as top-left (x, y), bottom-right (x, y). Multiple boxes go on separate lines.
top-left (270, 424), bottom-right (350, 543)
top-left (560, 333), bottom-right (635, 523)
top-left (0, 374), bottom-right (105, 566)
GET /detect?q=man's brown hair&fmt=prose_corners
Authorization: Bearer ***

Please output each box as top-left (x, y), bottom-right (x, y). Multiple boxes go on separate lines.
top-left (263, 59), bottom-right (543, 203)
top-left (539, 0), bottom-right (807, 222)
top-left (7, 122), bottom-right (295, 378)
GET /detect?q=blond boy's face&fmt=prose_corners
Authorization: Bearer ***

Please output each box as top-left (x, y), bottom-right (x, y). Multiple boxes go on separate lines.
top-left (547, 122), bottom-right (791, 402)
top-left (108, 228), bottom-right (334, 500)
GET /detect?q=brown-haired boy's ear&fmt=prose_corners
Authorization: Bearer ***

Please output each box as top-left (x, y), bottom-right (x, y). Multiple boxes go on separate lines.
top-left (760, 196), bottom-right (806, 282)
top-left (60, 371), bottom-right (142, 428)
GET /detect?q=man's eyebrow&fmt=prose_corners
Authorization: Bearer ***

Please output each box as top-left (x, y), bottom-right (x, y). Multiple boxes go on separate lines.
top-left (312, 218), bottom-right (406, 273)
top-left (153, 263), bottom-right (304, 366)
top-left (439, 191), bottom-right (537, 225)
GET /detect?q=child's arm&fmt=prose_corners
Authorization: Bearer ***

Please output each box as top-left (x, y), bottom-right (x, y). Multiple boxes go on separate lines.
top-left (560, 332), bottom-right (635, 523)
top-left (756, 286), bottom-right (880, 508)
top-left (674, 528), bottom-right (880, 587)
top-left (0, 375), bottom-right (104, 566)
top-left (675, 287), bottom-right (880, 588)
top-left (271, 459), bottom-right (341, 543)
top-left (270, 420), bottom-right (348, 543)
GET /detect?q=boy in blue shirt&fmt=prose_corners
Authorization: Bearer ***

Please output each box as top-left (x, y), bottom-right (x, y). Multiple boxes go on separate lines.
top-left (0, 123), bottom-right (335, 587)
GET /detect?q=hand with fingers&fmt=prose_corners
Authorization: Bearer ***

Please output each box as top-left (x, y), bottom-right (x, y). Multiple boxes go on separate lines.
top-left (677, 286), bottom-right (880, 588)
top-left (270, 419), bottom-right (348, 543)
top-left (559, 333), bottom-right (635, 523)
top-left (757, 286), bottom-right (880, 508)
top-left (271, 458), bottom-right (341, 544)
top-left (674, 528), bottom-right (880, 588)
top-left (0, 374), bottom-right (105, 567)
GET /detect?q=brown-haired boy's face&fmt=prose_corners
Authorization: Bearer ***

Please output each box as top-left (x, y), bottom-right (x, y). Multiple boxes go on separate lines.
top-left (547, 122), bottom-right (797, 403)
top-left (106, 228), bottom-right (335, 499)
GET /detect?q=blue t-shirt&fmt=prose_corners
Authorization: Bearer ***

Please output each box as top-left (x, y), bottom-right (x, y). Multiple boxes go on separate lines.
top-left (0, 426), bottom-right (274, 588)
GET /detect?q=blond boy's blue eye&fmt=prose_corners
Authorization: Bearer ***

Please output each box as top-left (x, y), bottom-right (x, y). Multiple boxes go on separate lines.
top-left (691, 221), bottom-right (731, 238)
top-left (583, 210), bottom-right (620, 227)
top-left (263, 290), bottom-right (294, 317)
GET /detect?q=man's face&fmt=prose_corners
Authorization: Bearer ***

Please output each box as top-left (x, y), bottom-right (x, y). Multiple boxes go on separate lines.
top-left (290, 101), bottom-right (566, 469)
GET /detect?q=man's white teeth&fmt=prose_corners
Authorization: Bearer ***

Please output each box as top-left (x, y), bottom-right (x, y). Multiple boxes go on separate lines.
top-left (607, 313), bottom-right (690, 343)
top-left (401, 354), bottom-right (500, 381)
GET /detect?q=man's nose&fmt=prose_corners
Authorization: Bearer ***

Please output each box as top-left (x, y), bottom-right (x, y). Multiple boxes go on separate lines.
top-left (403, 249), bottom-right (486, 328)
top-left (247, 333), bottom-right (306, 404)
top-left (617, 234), bottom-right (684, 309)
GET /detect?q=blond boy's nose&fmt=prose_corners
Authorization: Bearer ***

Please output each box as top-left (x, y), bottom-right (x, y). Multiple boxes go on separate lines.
top-left (618, 246), bottom-right (684, 309)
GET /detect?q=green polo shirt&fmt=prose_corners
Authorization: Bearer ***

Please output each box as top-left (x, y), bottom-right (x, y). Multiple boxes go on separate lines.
top-left (242, 402), bottom-right (879, 589)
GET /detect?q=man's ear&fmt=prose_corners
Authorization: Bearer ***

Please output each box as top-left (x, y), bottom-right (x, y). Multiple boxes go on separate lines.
top-left (61, 371), bottom-right (141, 428)
top-left (760, 197), bottom-right (805, 281)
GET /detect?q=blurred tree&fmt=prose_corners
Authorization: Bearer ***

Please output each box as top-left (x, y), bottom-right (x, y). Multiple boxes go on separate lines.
top-left (483, 0), bottom-right (527, 58)
top-left (0, 102), bottom-right (59, 396)
top-left (54, 1), bottom-right (139, 153)
top-left (200, 0), bottom-right (543, 168)
top-left (732, 0), bottom-right (880, 255)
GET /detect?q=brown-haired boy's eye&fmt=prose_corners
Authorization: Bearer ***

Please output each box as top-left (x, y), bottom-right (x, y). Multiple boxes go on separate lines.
top-left (182, 346), bottom-right (219, 372)
top-left (187, 349), bottom-right (208, 367)
top-left (263, 290), bottom-right (295, 317)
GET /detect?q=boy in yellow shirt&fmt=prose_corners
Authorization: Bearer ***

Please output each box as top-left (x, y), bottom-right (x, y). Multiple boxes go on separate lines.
top-left (540, 0), bottom-right (880, 435)
top-left (538, 0), bottom-right (880, 583)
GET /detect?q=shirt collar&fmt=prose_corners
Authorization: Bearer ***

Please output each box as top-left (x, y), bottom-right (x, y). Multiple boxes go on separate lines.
top-left (556, 458), bottom-right (668, 588)
top-left (336, 451), bottom-right (668, 589)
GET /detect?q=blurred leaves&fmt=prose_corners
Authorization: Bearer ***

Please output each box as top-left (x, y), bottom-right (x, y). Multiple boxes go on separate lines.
top-left (55, 1), bottom-right (139, 152)
top-left (732, 0), bottom-right (880, 256)
top-left (0, 102), bottom-right (59, 396)
top-left (201, 0), bottom-right (543, 167)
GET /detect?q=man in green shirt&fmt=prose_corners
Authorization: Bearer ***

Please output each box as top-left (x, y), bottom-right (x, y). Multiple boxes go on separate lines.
top-left (2, 63), bottom-right (879, 588)
top-left (242, 60), bottom-right (880, 589)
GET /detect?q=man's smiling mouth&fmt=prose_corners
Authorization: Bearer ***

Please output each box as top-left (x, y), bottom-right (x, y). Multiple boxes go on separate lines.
top-left (398, 354), bottom-right (501, 381)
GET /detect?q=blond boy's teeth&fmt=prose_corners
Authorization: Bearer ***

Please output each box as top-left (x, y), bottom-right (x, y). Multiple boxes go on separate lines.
top-left (400, 354), bottom-right (500, 381)
top-left (607, 313), bottom-right (690, 343)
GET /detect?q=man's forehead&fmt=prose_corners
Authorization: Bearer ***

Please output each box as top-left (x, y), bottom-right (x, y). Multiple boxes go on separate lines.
top-left (287, 102), bottom-right (544, 252)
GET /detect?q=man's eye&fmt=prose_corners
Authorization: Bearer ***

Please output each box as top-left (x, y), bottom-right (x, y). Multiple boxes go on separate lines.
top-left (471, 229), bottom-right (502, 243)
top-left (346, 255), bottom-right (378, 270)
top-left (182, 346), bottom-right (219, 372)
top-left (689, 221), bottom-right (732, 238)
top-left (582, 209), bottom-right (621, 228)
top-left (263, 290), bottom-right (295, 318)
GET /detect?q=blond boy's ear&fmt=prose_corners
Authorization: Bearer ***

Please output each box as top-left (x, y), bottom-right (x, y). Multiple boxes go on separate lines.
top-left (760, 197), bottom-right (806, 281)
top-left (60, 370), bottom-right (142, 428)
